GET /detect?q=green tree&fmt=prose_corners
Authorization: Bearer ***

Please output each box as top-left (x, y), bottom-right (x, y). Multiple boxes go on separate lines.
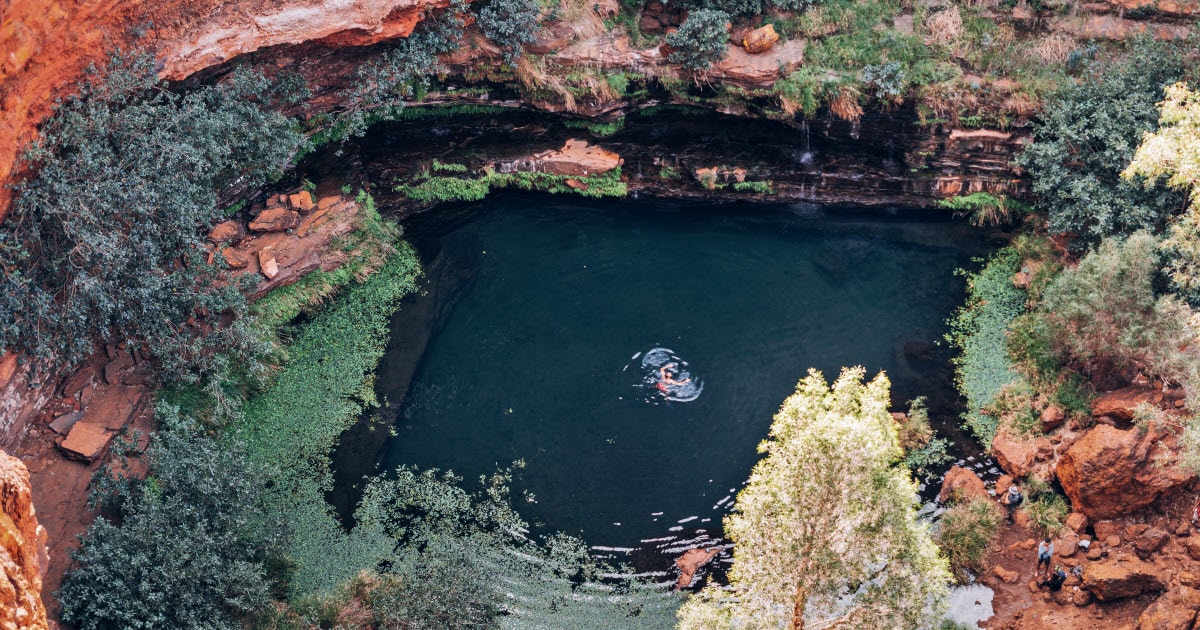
top-left (1015, 232), bottom-right (1197, 383)
top-left (1015, 39), bottom-right (1191, 241)
top-left (1, 52), bottom-right (297, 376)
top-left (677, 368), bottom-right (950, 630)
top-left (666, 9), bottom-right (731, 72)
top-left (1124, 82), bottom-right (1200, 297)
top-left (58, 407), bottom-right (281, 629)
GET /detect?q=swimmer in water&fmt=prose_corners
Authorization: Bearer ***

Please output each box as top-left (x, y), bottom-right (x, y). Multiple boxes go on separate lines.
top-left (657, 362), bottom-right (691, 392)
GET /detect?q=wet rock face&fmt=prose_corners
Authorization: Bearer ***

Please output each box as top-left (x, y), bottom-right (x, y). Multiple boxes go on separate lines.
top-left (1056, 424), bottom-right (1195, 521)
top-left (0, 451), bottom-right (49, 630)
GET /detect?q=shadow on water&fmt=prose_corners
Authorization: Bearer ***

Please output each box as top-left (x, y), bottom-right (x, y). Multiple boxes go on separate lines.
top-left (328, 193), bottom-right (996, 576)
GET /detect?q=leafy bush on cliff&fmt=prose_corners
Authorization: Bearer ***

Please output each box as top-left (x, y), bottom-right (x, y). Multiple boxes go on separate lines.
top-left (1, 53), bottom-right (298, 375)
top-left (333, 2), bottom-right (467, 140)
top-left (1016, 38), bottom-right (1194, 241)
top-left (681, 0), bottom-right (819, 17)
top-left (58, 407), bottom-right (281, 630)
top-left (477, 0), bottom-right (540, 64)
top-left (666, 10), bottom-right (732, 72)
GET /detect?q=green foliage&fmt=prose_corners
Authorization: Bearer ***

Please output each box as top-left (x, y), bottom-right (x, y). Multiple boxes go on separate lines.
top-left (678, 368), bottom-right (950, 630)
top-left (935, 498), bottom-right (1002, 583)
top-left (1016, 38), bottom-right (1193, 240)
top-left (937, 192), bottom-right (1029, 228)
top-left (59, 407), bottom-right (280, 629)
top-left (659, 165), bottom-right (681, 180)
top-left (1124, 82), bottom-right (1200, 299)
top-left (489, 168), bottom-right (628, 197)
top-left (563, 116), bottom-right (626, 137)
top-left (679, 0), bottom-right (819, 17)
top-left (477, 0), bottom-right (541, 64)
top-left (395, 174), bottom-right (493, 203)
top-left (899, 398), bottom-right (953, 477)
top-left (947, 248), bottom-right (1026, 444)
top-left (862, 61), bottom-right (907, 101)
top-left (1052, 373), bottom-right (1096, 417)
top-left (432, 159), bottom-right (470, 173)
top-left (324, 5), bottom-right (466, 143)
top-left (1023, 477), bottom-right (1068, 537)
top-left (2, 52), bottom-right (297, 377)
top-left (1032, 232), bottom-right (1198, 381)
top-left (237, 250), bottom-right (423, 596)
top-left (733, 180), bottom-right (775, 194)
top-left (395, 166), bottom-right (628, 203)
top-left (666, 10), bottom-right (731, 72)
top-left (1007, 312), bottom-right (1062, 385)
top-left (252, 192), bottom-right (400, 329)
top-left (393, 103), bottom-right (513, 119)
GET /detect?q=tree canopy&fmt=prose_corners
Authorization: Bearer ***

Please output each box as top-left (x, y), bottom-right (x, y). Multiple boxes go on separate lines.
top-left (677, 367), bottom-right (950, 630)
top-left (1124, 82), bottom-right (1200, 296)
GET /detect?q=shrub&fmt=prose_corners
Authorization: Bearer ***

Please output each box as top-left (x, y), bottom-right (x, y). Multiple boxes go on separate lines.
top-left (2, 52), bottom-right (298, 376)
top-left (936, 498), bottom-right (1002, 583)
top-left (1023, 478), bottom-right (1068, 537)
top-left (733, 180), bottom-right (775, 194)
top-left (477, 0), bottom-right (541, 64)
top-left (1034, 232), bottom-right (1197, 382)
top-left (666, 10), bottom-right (732, 72)
top-left (325, 5), bottom-right (466, 143)
top-left (947, 248), bottom-right (1026, 444)
top-left (1016, 38), bottom-right (1192, 241)
top-left (1007, 311), bottom-right (1062, 385)
top-left (898, 397), bottom-right (952, 477)
top-left (863, 61), bottom-right (907, 102)
top-left (937, 192), bottom-right (1028, 228)
top-left (58, 407), bottom-right (280, 629)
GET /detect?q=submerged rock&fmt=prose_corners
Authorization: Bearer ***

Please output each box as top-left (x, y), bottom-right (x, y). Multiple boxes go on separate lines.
top-left (675, 547), bottom-right (720, 589)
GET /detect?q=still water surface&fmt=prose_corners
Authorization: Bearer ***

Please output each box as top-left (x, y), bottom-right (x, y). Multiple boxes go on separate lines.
top-left (376, 197), bottom-right (989, 549)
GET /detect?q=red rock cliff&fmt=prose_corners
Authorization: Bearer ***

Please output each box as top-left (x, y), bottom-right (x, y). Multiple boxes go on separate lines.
top-left (0, 0), bottom-right (444, 220)
top-left (0, 450), bottom-right (48, 630)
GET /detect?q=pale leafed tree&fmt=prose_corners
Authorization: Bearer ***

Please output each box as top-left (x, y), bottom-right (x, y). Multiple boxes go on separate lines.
top-left (677, 367), bottom-right (950, 630)
top-left (1124, 82), bottom-right (1200, 295)
top-left (1123, 82), bottom-right (1200, 472)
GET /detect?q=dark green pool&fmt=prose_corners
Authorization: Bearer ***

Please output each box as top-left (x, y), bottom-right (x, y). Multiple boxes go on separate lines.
top-left (373, 196), bottom-right (988, 550)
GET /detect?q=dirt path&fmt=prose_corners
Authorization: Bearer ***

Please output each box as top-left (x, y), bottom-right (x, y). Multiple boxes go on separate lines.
top-left (13, 375), bottom-right (152, 619)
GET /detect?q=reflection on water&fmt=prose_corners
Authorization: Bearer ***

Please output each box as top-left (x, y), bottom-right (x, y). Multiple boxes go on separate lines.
top-left (946, 584), bottom-right (995, 627)
top-left (369, 197), bottom-right (989, 558)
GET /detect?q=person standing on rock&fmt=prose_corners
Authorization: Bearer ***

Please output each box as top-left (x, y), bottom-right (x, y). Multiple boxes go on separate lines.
top-left (1035, 537), bottom-right (1054, 579)
top-left (1002, 484), bottom-right (1023, 524)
